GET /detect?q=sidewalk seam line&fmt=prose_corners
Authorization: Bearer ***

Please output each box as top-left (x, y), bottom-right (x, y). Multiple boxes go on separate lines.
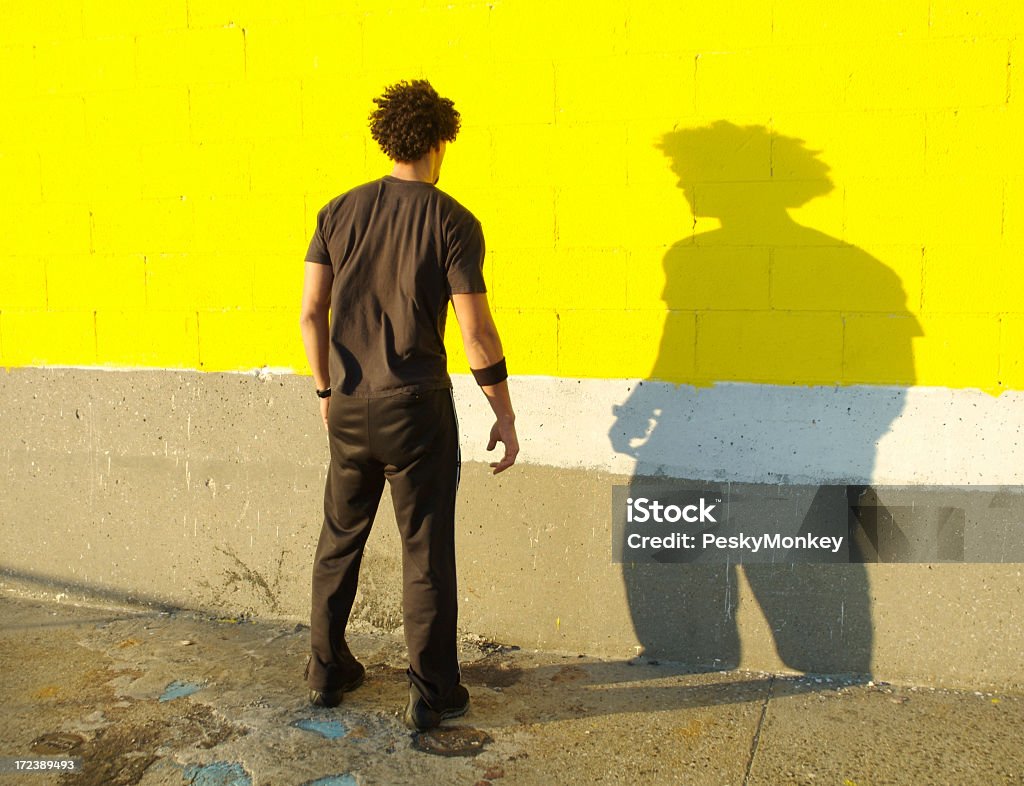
top-left (742, 674), bottom-right (774, 786)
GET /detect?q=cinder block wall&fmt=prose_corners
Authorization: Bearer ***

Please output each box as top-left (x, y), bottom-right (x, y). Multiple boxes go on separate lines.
top-left (2, 2), bottom-right (1023, 689)
top-left (2, 1), bottom-right (1022, 385)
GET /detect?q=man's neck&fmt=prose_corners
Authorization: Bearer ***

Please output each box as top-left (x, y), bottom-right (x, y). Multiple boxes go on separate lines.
top-left (390, 159), bottom-right (435, 184)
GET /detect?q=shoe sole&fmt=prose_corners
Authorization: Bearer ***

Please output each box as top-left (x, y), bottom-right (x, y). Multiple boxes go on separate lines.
top-left (340, 671), bottom-right (365, 692)
top-left (309, 671), bottom-right (366, 707)
top-left (403, 700), bottom-right (469, 731)
top-left (439, 701), bottom-right (468, 721)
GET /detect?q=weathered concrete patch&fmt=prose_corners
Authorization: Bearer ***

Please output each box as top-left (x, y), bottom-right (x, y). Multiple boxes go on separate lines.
top-left (160, 680), bottom-right (205, 702)
top-left (29, 731), bottom-right (87, 754)
top-left (181, 761), bottom-right (251, 786)
top-left (290, 718), bottom-right (349, 739)
top-left (411, 727), bottom-right (493, 757)
top-left (300, 776), bottom-right (359, 786)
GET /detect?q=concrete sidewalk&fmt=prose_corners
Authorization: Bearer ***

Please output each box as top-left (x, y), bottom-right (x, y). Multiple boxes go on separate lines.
top-left (1, 593), bottom-right (1021, 786)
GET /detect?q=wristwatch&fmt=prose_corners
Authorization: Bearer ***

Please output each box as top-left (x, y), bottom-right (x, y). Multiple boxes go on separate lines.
top-left (316, 387), bottom-right (331, 399)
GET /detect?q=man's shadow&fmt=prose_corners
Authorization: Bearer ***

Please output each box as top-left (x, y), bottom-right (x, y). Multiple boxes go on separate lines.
top-left (610, 122), bottom-right (921, 675)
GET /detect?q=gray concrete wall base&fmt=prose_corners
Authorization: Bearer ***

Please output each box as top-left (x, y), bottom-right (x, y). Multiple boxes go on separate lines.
top-left (1, 368), bottom-right (1021, 690)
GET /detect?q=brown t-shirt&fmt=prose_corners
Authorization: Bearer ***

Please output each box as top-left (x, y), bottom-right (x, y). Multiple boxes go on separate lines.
top-left (305, 175), bottom-right (487, 397)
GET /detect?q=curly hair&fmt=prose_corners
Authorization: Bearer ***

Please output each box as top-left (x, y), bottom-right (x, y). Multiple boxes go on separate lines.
top-left (369, 80), bottom-right (461, 162)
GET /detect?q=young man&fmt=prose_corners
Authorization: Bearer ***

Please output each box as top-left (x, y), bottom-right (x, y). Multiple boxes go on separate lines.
top-left (298, 80), bottom-right (518, 731)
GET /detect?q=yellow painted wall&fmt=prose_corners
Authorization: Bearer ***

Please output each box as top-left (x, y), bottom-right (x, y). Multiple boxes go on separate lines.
top-left (1, 1), bottom-right (1022, 391)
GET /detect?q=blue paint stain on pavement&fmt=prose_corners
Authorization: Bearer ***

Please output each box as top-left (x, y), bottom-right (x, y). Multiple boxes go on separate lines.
top-left (159, 679), bottom-right (204, 701)
top-left (291, 718), bottom-right (350, 739)
top-left (182, 761), bottom-right (252, 786)
top-left (301, 776), bottom-right (359, 786)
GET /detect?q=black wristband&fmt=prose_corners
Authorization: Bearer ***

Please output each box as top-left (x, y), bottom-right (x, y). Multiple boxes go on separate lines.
top-left (316, 387), bottom-right (331, 398)
top-left (471, 357), bottom-right (508, 386)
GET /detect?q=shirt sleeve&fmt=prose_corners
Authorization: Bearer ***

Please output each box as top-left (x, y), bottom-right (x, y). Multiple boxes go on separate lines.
top-left (445, 215), bottom-right (487, 295)
top-left (305, 206), bottom-right (331, 266)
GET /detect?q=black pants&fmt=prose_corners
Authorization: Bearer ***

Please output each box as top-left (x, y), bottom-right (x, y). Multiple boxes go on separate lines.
top-left (307, 388), bottom-right (462, 706)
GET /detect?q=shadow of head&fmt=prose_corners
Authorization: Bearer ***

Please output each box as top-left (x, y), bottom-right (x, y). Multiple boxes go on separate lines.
top-left (658, 121), bottom-right (832, 218)
top-left (644, 119), bottom-right (921, 388)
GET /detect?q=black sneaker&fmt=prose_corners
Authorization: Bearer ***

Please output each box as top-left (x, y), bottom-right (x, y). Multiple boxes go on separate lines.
top-left (308, 663), bottom-right (365, 708)
top-left (403, 682), bottom-right (470, 731)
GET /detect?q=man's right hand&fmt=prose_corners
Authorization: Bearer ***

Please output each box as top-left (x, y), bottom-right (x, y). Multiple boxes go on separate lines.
top-left (487, 418), bottom-right (519, 474)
